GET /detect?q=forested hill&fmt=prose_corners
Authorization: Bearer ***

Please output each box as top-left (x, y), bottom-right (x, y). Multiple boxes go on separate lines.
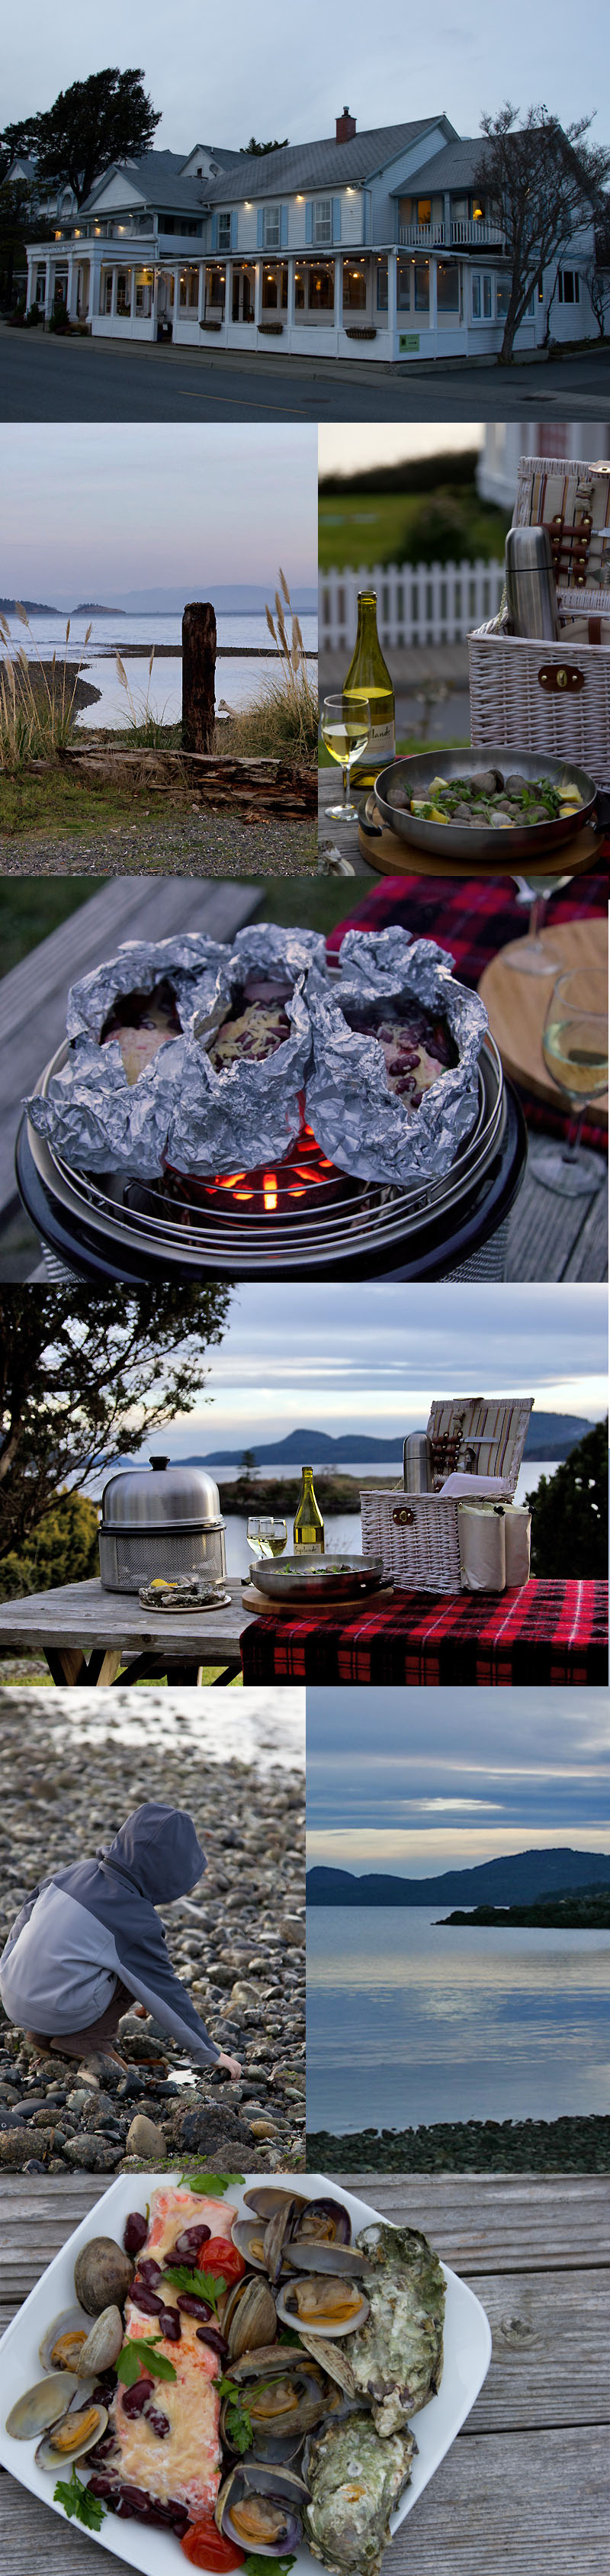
top-left (307, 1850), bottom-right (610, 1906)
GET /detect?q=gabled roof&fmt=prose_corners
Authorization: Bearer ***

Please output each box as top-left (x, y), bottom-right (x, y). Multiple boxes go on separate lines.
top-left (389, 136), bottom-right (485, 195)
top-left (204, 120), bottom-right (455, 200)
top-left (80, 151), bottom-right (213, 217)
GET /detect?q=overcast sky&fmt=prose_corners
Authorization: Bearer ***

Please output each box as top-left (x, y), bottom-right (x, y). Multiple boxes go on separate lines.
top-left (0, 424), bottom-right (317, 597)
top-left (114, 1280), bottom-right (607, 1457)
top-left (5, 11), bottom-right (609, 150)
top-left (319, 426), bottom-right (484, 477)
top-left (307, 1686), bottom-right (610, 1870)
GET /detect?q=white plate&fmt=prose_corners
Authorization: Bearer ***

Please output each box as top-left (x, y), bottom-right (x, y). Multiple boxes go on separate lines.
top-left (0, 2169), bottom-right (492, 2572)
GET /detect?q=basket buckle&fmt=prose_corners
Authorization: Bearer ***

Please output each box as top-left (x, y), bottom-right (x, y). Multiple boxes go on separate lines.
top-left (538, 664), bottom-right (584, 693)
top-left (393, 1505), bottom-right (414, 1525)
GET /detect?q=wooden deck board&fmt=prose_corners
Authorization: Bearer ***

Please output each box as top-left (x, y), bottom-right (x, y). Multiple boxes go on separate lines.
top-left (0, 2175), bottom-right (607, 2572)
top-left (0, 1574), bottom-right (251, 1668)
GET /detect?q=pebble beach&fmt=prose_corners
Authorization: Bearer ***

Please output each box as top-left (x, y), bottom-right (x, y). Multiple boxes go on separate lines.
top-left (0, 1687), bottom-right (305, 2177)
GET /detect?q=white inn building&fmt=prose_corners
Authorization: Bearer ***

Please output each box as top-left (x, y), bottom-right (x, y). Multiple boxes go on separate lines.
top-left (25, 108), bottom-right (597, 365)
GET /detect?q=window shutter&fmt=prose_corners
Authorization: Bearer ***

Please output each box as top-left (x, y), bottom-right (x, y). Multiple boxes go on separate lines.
top-left (305, 201), bottom-right (313, 245)
top-left (230, 211), bottom-right (237, 250)
top-left (210, 212), bottom-right (217, 250)
top-left (332, 196), bottom-right (341, 243)
top-left (257, 209), bottom-right (264, 248)
top-left (281, 204), bottom-right (288, 248)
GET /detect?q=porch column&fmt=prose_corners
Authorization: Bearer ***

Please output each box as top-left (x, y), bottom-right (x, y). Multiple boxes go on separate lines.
top-left (287, 256), bottom-right (296, 333)
top-left (429, 256), bottom-right (438, 346)
top-left (443, 191), bottom-right (451, 246)
top-left (254, 259), bottom-right (263, 325)
top-left (173, 265), bottom-right (181, 327)
top-left (110, 268), bottom-right (118, 318)
top-left (43, 257), bottom-right (52, 319)
top-left (88, 262), bottom-right (98, 320)
top-left (197, 261), bottom-right (205, 324)
top-left (130, 266), bottom-right (136, 324)
top-left (387, 249), bottom-right (397, 344)
top-left (66, 253), bottom-right (76, 317)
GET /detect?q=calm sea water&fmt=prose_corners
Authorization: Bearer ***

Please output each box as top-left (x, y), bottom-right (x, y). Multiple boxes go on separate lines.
top-left (224, 1458), bottom-right (558, 1569)
top-left (2, 608), bottom-right (316, 727)
top-left (307, 1904), bottom-right (610, 2131)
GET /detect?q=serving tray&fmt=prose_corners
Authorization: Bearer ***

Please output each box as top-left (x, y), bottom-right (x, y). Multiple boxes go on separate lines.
top-left (0, 2168), bottom-right (492, 2576)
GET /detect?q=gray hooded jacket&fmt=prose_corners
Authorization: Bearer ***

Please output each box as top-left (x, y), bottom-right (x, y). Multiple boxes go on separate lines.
top-left (0, 1802), bottom-right (220, 2066)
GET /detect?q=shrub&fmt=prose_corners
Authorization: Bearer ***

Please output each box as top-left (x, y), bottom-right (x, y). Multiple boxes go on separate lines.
top-left (0, 1489), bottom-right (100, 1603)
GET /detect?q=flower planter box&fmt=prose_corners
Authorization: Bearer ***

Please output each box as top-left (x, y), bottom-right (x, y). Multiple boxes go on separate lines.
top-left (258, 321), bottom-right (284, 334)
top-left (199, 320), bottom-right (222, 332)
top-left (345, 326), bottom-right (377, 340)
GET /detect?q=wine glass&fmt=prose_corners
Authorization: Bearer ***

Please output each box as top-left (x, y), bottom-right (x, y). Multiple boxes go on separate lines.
top-left (258, 1517), bottom-right (287, 1559)
top-left (320, 693), bottom-right (371, 822)
top-left (502, 873), bottom-right (572, 977)
top-left (528, 966), bottom-right (608, 1196)
top-left (246, 1516), bottom-right (262, 1558)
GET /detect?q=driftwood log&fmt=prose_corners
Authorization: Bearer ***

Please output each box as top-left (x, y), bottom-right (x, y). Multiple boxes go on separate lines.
top-left (30, 747), bottom-right (316, 816)
top-left (181, 600), bottom-right (217, 750)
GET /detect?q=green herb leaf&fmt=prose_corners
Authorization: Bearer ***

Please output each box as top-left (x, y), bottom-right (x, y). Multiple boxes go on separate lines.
top-left (242, 2558), bottom-right (296, 2576)
top-left (53, 2468), bottom-right (106, 2531)
top-left (116, 2336), bottom-right (177, 2386)
top-left (223, 2393), bottom-right (254, 2455)
top-left (180, 2171), bottom-right (244, 2194)
top-left (162, 2265), bottom-right (226, 2311)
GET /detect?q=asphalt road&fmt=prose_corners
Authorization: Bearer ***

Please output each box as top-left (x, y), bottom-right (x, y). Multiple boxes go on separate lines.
top-left (2, 327), bottom-right (610, 420)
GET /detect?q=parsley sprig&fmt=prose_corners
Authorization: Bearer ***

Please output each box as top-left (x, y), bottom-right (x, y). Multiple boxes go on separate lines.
top-left (162, 2264), bottom-right (226, 2312)
top-left (53, 2467), bottom-right (106, 2531)
top-left (116, 2336), bottom-right (178, 2387)
top-left (179, 2170), bottom-right (244, 2194)
top-left (217, 2375), bottom-right (253, 2453)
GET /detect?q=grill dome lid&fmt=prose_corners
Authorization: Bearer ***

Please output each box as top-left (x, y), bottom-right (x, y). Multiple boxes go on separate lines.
top-left (100, 1454), bottom-right (223, 1529)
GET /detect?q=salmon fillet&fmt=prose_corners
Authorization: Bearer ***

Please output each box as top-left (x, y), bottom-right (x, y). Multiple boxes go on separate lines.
top-left (113, 2188), bottom-right (236, 2516)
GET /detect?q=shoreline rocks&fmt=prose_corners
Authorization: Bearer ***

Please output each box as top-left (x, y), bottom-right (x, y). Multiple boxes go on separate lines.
top-left (307, 2115), bottom-right (610, 2174)
top-left (0, 1693), bottom-right (304, 2176)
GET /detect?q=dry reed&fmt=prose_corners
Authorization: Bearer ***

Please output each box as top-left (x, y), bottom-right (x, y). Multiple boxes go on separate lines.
top-left (217, 571), bottom-right (316, 762)
top-left (0, 606), bottom-right (92, 772)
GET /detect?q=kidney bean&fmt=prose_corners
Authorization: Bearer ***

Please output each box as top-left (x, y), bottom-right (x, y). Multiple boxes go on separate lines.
top-left (175, 2292), bottom-right (214, 2320)
top-left (195, 2325), bottom-right (228, 2356)
top-left (124, 2211), bottom-right (149, 2256)
top-left (120, 2375), bottom-right (154, 2417)
top-left (159, 2308), bottom-right (182, 2341)
top-left (131, 2284), bottom-right (165, 2317)
top-left (134, 2259), bottom-right (162, 2286)
top-left (172, 2223), bottom-right (212, 2259)
top-left (145, 2407), bottom-right (170, 2439)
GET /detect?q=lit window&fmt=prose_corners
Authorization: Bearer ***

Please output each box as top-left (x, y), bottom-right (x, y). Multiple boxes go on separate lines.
top-left (263, 204), bottom-right (281, 250)
top-left (313, 198), bottom-right (332, 246)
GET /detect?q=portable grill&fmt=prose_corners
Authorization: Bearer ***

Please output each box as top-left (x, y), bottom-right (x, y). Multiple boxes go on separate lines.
top-left (17, 1032), bottom-right (526, 1283)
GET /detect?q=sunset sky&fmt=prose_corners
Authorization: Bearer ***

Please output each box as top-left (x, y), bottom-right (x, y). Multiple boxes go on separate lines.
top-left (307, 1686), bottom-right (610, 1871)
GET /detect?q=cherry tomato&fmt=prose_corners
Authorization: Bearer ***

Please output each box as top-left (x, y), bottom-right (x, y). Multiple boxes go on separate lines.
top-left (181, 2516), bottom-right (245, 2570)
top-left (203, 2239), bottom-right (246, 2284)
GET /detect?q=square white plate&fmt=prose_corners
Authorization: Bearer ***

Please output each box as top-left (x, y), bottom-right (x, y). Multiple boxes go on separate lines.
top-left (0, 2169), bottom-right (492, 2571)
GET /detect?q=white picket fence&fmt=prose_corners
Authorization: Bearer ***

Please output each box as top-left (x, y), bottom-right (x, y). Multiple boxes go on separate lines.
top-left (320, 559), bottom-right (506, 652)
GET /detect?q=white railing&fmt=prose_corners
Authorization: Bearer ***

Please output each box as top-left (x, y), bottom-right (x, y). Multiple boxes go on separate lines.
top-left (398, 220), bottom-right (504, 249)
top-left (320, 560), bottom-right (506, 652)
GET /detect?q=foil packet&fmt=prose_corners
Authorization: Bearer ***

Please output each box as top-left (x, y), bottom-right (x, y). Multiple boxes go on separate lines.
top-left (26, 925), bottom-right (325, 1179)
top-left (306, 926), bottom-right (489, 1186)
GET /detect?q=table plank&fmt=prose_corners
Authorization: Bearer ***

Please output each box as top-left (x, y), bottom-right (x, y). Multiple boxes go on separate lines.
top-left (0, 1576), bottom-right (253, 1666)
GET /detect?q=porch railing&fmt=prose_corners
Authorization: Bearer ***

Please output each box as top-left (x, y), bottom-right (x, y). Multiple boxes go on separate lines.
top-left (320, 559), bottom-right (506, 652)
top-left (398, 219), bottom-right (505, 250)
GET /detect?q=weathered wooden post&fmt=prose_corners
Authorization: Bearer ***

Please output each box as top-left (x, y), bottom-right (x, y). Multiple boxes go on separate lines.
top-left (181, 600), bottom-right (217, 749)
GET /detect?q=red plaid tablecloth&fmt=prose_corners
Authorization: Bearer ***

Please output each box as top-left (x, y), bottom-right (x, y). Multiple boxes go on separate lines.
top-left (326, 870), bottom-right (608, 1149)
top-left (240, 1579), bottom-right (608, 1687)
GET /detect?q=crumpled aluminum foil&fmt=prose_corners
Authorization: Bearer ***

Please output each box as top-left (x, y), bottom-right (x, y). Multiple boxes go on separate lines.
top-left (306, 926), bottom-right (489, 1186)
top-left (26, 926), bottom-right (325, 1178)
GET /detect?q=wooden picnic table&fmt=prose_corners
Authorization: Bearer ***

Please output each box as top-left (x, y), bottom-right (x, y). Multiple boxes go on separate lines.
top-left (0, 2170), bottom-right (607, 2572)
top-left (0, 1575), bottom-right (255, 1686)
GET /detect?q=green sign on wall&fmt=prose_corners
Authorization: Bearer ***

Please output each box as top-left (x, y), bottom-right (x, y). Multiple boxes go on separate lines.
top-left (398, 332), bottom-right (420, 353)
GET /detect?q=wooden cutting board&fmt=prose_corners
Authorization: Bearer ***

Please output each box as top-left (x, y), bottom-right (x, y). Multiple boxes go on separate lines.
top-left (241, 1583), bottom-right (393, 1615)
top-left (478, 916), bottom-right (608, 1125)
top-left (357, 803), bottom-right (601, 881)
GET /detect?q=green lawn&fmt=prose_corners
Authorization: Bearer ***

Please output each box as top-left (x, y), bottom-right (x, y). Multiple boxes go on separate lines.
top-left (319, 487), bottom-right (510, 572)
top-left (0, 770), bottom-right (176, 844)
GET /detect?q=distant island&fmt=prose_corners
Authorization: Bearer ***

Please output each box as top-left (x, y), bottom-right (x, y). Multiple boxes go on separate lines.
top-left (71, 602), bottom-right (125, 617)
top-left (439, 1881), bottom-right (610, 1928)
top-left (307, 1850), bottom-right (610, 1908)
top-left (188, 1412), bottom-right (591, 1469)
top-left (0, 597), bottom-right (63, 617)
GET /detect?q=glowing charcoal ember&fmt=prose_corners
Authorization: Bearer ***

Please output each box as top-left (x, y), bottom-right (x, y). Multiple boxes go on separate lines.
top-left (162, 1122), bottom-right (353, 1220)
top-left (112, 2189), bottom-right (236, 2517)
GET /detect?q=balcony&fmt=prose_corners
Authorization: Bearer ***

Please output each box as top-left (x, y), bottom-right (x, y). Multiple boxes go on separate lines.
top-left (398, 218), bottom-right (505, 250)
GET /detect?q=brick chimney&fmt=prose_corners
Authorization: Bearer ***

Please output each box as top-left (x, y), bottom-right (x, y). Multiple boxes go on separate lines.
top-left (336, 106), bottom-right (356, 143)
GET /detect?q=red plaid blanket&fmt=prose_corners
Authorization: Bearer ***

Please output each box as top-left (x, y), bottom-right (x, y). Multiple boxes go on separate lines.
top-left (326, 870), bottom-right (608, 1150)
top-left (240, 1579), bottom-right (608, 1688)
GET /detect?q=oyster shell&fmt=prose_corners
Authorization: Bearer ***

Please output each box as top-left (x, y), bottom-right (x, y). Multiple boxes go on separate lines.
top-left (348, 2223), bottom-right (445, 2433)
top-left (303, 2413), bottom-right (416, 2576)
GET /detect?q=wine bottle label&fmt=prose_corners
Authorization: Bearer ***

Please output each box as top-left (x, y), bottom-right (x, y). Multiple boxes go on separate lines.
top-left (350, 720), bottom-right (395, 774)
top-left (295, 1531), bottom-right (324, 1551)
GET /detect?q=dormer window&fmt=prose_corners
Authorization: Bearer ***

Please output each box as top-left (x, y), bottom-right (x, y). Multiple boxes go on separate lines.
top-left (313, 197), bottom-right (332, 245)
top-left (217, 210), bottom-right (232, 251)
top-left (263, 204), bottom-right (281, 249)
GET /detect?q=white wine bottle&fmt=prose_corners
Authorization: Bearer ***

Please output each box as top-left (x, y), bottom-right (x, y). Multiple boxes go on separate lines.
top-left (293, 1466), bottom-right (325, 1555)
top-left (342, 591), bottom-right (395, 787)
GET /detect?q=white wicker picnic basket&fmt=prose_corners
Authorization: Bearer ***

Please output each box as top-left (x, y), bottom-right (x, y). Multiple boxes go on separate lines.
top-left (360, 1396), bottom-right (533, 1594)
top-left (468, 452), bottom-right (610, 787)
top-left (467, 620), bottom-right (610, 788)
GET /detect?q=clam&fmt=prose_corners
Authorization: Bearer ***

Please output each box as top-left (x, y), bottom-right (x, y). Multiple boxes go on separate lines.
top-left (34, 2398), bottom-right (108, 2474)
top-left (216, 2460), bottom-right (309, 2555)
top-left (287, 2243), bottom-right (371, 2281)
top-left (38, 2307), bottom-right (89, 2375)
top-left (76, 2305), bottom-right (124, 2378)
top-left (74, 2236), bottom-right (134, 2317)
top-left (6, 2373), bottom-right (83, 2441)
top-left (219, 2275), bottom-right (278, 2361)
top-left (242, 2188), bottom-right (310, 2223)
top-left (293, 2199), bottom-right (352, 2251)
top-left (296, 2333), bottom-right (358, 2400)
top-left (222, 2354), bottom-right (327, 2462)
top-left (276, 2275), bottom-right (370, 2340)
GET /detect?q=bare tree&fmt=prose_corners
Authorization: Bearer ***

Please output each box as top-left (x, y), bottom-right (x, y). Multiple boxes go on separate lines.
top-left (584, 202), bottom-right (610, 337)
top-left (475, 102), bottom-right (610, 363)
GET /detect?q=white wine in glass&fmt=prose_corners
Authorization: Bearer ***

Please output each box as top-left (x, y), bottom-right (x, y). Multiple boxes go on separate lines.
top-left (258, 1517), bottom-right (287, 1558)
top-left (246, 1516), bottom-right (262, 1558)
top-left (321, 693), bottom-right (371, 822)
top-left (529, 966), bottom-right (608, 1196)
